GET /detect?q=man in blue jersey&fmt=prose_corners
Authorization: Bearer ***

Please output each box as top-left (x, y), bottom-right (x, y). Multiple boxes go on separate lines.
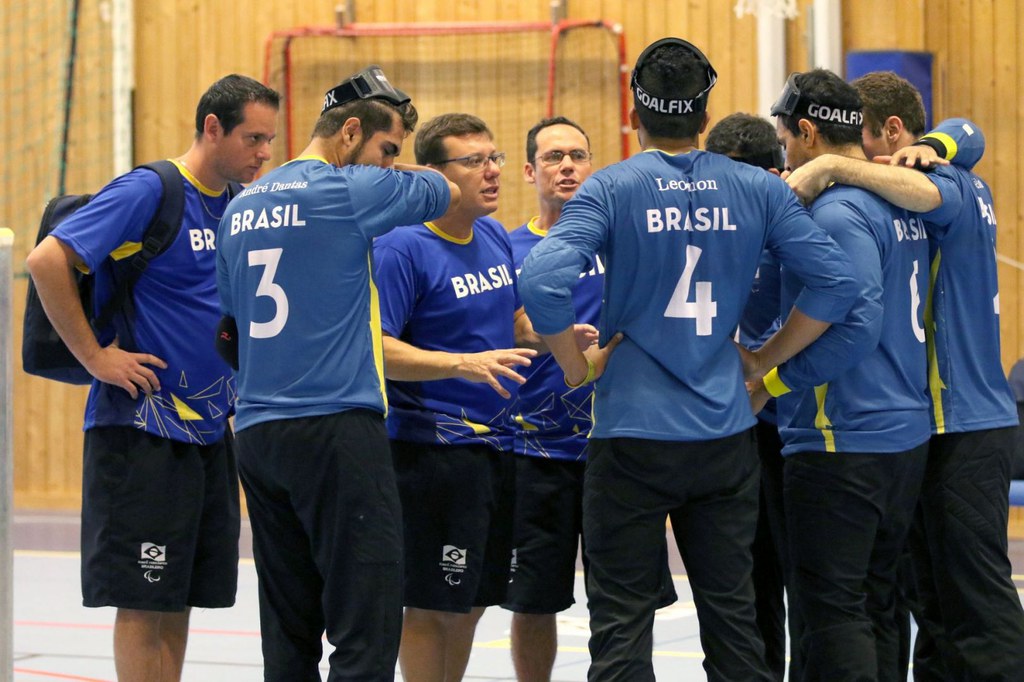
top-left (216, 67), bottom-right (459, 681)
top-left (373, 112), bottom-right (538, 682)
top-left (705, 112), bottom-right (790, 681)
top-left (748, 68), bottom-right (933, 681)
top-left (26, 74), bottom-right (279, 681)
top-left (502, 116), bottom-right (601, 682)
top-left (786, 70), bottom-right (1024, 682)
top-left (519, 39), bottom-right (860, 681)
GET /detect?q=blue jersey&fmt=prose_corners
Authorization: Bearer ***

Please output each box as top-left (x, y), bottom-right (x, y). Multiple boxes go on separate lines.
top-left (375, 217), bottom-right (522, 451)
top-left (519, 149), bottom-right (858, 442)
top-left (774, 185), bottom-right (931, 454)
top-left (510, 219), bottom-right (604, 461)
top-left (53, 162), bottom-right (233, 444)
top-left (920, 140), bottom-right (1017, 433)
top-left (216, 156), bottom-right (450, 432)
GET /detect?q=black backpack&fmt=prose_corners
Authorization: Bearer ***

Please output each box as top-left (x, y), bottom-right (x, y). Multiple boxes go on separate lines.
top-left (22, 160), bottom-right (237, 384)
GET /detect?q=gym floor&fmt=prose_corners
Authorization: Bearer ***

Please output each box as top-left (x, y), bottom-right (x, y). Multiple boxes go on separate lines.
top-left (12, 510), bottom-right (1024, 681)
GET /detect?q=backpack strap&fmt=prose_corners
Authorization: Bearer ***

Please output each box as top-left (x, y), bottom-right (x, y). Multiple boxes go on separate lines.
top-left (92, 160), bottom-right (186, 331)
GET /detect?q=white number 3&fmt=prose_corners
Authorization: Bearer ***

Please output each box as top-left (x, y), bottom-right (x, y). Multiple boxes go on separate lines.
top-left (248, 248), bottom-right (289, 339)
top-left (664, 244), bottom-right (718, 336)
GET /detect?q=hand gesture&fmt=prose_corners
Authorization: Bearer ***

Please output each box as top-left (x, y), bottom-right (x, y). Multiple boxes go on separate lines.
top-left (453, 348), bottom-right (538, 399)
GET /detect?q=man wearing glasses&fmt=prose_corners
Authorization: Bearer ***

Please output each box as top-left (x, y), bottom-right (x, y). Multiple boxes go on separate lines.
top-left (373, 112), bottom-right (537, 682)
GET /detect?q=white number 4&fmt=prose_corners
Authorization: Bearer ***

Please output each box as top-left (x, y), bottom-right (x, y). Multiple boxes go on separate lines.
top-left (248, 248), bottom-right (289, 339)
top-left (664, 244), bottom-right (717, 336)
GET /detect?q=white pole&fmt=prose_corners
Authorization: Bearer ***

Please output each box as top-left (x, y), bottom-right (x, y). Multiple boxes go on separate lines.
top-left (111, 0), bottom-right (134, 175)
top-left (0, 227), bottom-right (14, 681)
top-left (811, 0), bottom-right (843, 73)
top-left (757, 9), bottom-right (787, 118)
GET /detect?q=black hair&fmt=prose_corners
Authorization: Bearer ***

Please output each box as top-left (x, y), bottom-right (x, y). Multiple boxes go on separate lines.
top-left (194, 74), bottom-right (280, 137)
top-left (706, 113), bottom-right (777, 157)
top-left (311, 98), bottom-right (418, 139)
top-left (632, 42), bottom-right (710, 139)
top-left (525, 117), bottom-right (590, 164)
top-left (776, 69), bottom-right (863, 146)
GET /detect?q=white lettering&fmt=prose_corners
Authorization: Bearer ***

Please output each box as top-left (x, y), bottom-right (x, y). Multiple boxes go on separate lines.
top-left (452, 276), bottom-right (468, 299)
top-left (647, 209), bottom-right (664, 233)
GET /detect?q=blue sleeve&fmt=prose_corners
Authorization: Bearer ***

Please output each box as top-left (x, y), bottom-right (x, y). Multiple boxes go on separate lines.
top-left (777, 201), bottom-right (884, 388)
top-left (920, 118), bottom-right (985, 171)
top-left (919, 166), bottom-right (966, 238)
top-left (50, 169), bottom-right (162, 271)
top-left (349, 168), bottom-right (450, 240)
top-left (373, 238), bottom-right (419, 338)
top-left (763, 183), bottom-right (859, 323)
top-left (519, 180), bottom-right (609, 335)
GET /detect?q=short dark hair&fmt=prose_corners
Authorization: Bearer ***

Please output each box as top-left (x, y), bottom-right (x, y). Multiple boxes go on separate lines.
top-left (851, 71), bottom-right (926, 138)
top-left (525, 117), bottom-right (590, 165)
top-left (414, 113), bottom-right (492, 165)
top-left (632, 42), bottom-right (710, 139)
top-left (776, 69), bottom-right (863, 146)
top-left (705, 113), bottom-right (776, 157)
top-left (194, 74), bottom-right (280, 137)
top-left (311, 98), bottom-right (418, 139)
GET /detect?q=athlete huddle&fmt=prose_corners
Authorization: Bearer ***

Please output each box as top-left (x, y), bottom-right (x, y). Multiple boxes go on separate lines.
top-left (28, 36), bottom-right (1022, 682)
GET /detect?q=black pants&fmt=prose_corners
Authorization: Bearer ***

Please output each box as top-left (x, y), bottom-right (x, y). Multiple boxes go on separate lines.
top-left (752, 420), bottom-right (788, 681)
top-left (785, 443), bottom-right (928, 682)
top-left (907, 427), bottom-right (1024, 681)
top-left (583, 430), bottom-right (772, 682)
top-left (236, 410), bottom-right (403, 682)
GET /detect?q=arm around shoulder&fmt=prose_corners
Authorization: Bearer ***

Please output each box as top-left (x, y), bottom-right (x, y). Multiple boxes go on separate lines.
top-left (393, 163), bottom-right (461, 220)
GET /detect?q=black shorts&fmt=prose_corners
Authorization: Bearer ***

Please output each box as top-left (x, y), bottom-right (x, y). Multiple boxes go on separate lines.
top-left (81, 426), bottom-right (240, 611)
top-left (503, 455), bottom-right (585, 614)
top-left (392, 440), bottom-right (515, 613)
top-left (502, 454), bottom-right (678, 615)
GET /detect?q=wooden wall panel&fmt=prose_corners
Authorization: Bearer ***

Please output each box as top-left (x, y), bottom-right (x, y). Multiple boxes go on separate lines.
top-left (7, 0), bottom-right (1024, 507)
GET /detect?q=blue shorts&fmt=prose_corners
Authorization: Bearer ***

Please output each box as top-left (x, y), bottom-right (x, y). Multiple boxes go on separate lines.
top-left (81, 426), bottom-right (239, 611)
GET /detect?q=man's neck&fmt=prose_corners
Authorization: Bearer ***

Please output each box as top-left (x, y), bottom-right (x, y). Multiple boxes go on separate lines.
top-left (820, 143), bottom-right (869, 162)
top-left (301, 139), bottom-right (341, 167)
top-left (178, 144), bottom-right (227, 192)
top-left (534, 202), bottom-right (564, 232)
top-left (639, 131), bottom-right (699, 155)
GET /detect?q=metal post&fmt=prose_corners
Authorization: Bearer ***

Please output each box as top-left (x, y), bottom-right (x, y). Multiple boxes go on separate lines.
top-left (0, 227), bottom-right (14, 681)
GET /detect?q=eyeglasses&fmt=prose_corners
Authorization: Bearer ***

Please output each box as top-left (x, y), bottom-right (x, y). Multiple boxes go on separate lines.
top-left (435, 152), bottom-right (506, 169)
top-left (536, 149), bottom-right (593, 166)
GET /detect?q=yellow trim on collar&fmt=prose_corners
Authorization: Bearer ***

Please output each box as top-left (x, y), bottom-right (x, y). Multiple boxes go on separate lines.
top-left (169, 159), bottom-right (223, 197)
top-left (291, 154), bottom-right (329, 164)
top-left (425, 221), bottom-right (473, 244)
top-left (526, 216), bottom-right (546, 238)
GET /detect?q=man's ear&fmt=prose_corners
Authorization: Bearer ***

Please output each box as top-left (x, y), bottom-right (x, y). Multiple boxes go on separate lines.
top-left (697, 111), bottom-right (710, 135)
top-left (202, 113), bottom-right (223, 140)
top-left (524, 161), bottom-right (537, 185)
top-left (797, 118), bottom-right (816, 147)
top-left (628, 107), bottom-right (640, 131)
top-left (884, 115), bottom-right (905, 143)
